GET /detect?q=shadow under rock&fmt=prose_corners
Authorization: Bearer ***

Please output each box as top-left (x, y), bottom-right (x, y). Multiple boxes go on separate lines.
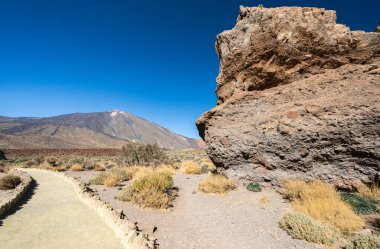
top-left (0, 178), bottom-right (38, 226)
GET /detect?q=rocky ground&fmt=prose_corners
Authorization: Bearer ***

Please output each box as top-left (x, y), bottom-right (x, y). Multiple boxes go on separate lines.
top-left (67, 169), bottom-right (321, 249)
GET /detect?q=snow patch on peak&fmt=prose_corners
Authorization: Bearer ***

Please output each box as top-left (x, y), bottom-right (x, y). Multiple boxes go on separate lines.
top-left (110, 109), bottom-right (125, 118)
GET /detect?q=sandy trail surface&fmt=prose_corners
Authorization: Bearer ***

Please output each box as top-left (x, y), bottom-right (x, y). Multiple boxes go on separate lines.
top-left (0, 170), bottom-right (123, 249)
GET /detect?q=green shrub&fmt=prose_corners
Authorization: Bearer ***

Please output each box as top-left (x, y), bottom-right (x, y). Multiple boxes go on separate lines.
top-left (89, 168), bottom-right (130, 185)
top-left (346, 234), bottom-right (380, 249)
top-left (341, 192), bottom-right (378, 215)
top-left (89, 172), bottom-right (108, 185)
top-left (246, 182), bottom-right (262, 192)
top-left (108, 168), bottom-right (130, 182)
top-left (121, 143), bottom-right (168, 166)
top-left (280, 212), bottom-right (339, 246)
top-left (117, 172), bottom-right (173, 209)
top-left (0, 175), bottom-right (22, 190)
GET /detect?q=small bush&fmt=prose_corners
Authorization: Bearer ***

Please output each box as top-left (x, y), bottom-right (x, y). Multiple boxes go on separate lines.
top-left (246, 182), bottom-right (262, 192)
top-left (357, 184), bottom-right (380, 202)
top-left (280, 212), bottom-right (339, 246)
top-left (71, 164), bottom-right (84, 171)
top-left (156, 163), bottom-right (176, 175)
top-left (283, 180), bottom-right (308, 200)
top-left (45, 157), bottom-right (58, 166)
top-left (283, 180), bottom-right (364, 233)
top-left (0, 174), bottom-right (22, 190)
top-left (108, 168), bottom-right (130, 182)
top-left (94, 162), bottom-right (106, 171)
top-left (346, 234), bottom-right (380, 249)
top-left (89, 168), bottom-right (130, 186)
top-left (341, 192), bottom-right (378, 215)
top-left (125, 166), bottom-right (153, 181)
top-left (104, 173), bottom-right (121, 187)
top-left (117, 172), bottom-right (173, 209)
top-left (121, 143), bottom-right (168, 166)
top-left (40, 162), bottom-right (67, 172)
top-left (181, 161), bottom-right (202, 174)
top-left (198, 175), bottom-right (237, 193)
top-left (89, 172), bottom-right (108, 185)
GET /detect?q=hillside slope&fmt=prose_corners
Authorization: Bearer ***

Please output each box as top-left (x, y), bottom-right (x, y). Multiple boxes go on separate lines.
top-left (0, 110), bottom-right (203, 150)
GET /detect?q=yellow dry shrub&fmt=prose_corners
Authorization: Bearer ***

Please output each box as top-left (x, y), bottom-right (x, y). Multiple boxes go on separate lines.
top-left (104, 173), bottom-right (121, 187)
top-left (125, 166), bottom-right (154, 181)
top-left (71, 164), bottom-right (84, 171)
top-left (283, 180), bottom-right (308, 200)
top-left (117, 172), bottom-right (173, 209)
top-left (124, 164), bottom-right (175, 182)
top-left (283, 180), bottom-right (364, 234)
top-left (94, 162), bottom-right (106, 171)
top-left (156, 163), bottom-right (176, 175)
top-left (198, 175), bottom-right (237, 193)
top-left (39, 162), bottom-right (67, 172)
top-left (107, 161), bottom-right (119, 168)
top-left (181, 161), bottom-right (202, 174)
top-left (357, 184), bottom-right (380, 202)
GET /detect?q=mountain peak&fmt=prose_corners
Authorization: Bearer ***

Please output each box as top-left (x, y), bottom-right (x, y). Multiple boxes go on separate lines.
top-left (0, 111), bottom-right (204, 150)
top-left (110, 109), bottom-right (125, 118)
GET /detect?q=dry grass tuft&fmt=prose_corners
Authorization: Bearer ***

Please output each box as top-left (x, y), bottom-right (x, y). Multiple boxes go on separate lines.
top-left (39, 162), bottom-right (67, 172)
top-left (104, 173), bottom-right (121, 187)
top-left (198, 175), bottom-right (237, 193)
top-left (125, 165), bottom-right (153, 180)
top-left (94, 162), bottom-right (106, 171)
top-left (89, 172), bottom-right (108, 185)
top-left (357, 184), bottom-right (380, 202)
top-left (156, 163), bottom-right (176, 175)
top-left (283, 180), bottom-right (364, 233)
top-left (259, 196), bottom-right (269, 204)
top-left (0, 174), bottom-right (22, 190)
top-left (181, 161), bottom-right (202, 174)
top-left (280, 212), bottom-right (340, 246)
top-left (70, 164), bottom-right (84, 171)
top-left (124, 164), bottom-right (175, 182)
top-left (117, 172), bottom-right (174, 209)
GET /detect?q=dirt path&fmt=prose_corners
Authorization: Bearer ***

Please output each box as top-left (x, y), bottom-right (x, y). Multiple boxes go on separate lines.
top-left (0, 170), bottom-right (123, 249)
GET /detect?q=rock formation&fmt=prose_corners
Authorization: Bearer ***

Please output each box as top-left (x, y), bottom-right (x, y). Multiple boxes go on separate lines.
top-left (196, 6), bottom-right (380, 188)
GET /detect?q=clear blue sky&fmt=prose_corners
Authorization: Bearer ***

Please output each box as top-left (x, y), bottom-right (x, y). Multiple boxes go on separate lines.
top-left (0, 0), bottom-right (378, 138)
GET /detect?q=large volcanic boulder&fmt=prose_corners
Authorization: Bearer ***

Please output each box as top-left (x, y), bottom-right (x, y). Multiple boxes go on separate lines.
top-left (196, 6), bottom-right (380, 188)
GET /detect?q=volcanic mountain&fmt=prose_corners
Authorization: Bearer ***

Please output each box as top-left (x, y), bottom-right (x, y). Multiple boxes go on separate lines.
top-left (0, 110), bottom-right (204, 150)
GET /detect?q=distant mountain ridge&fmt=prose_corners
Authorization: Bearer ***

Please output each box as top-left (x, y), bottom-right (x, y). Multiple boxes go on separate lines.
top-left (0, 110), bottom-right (204, 150)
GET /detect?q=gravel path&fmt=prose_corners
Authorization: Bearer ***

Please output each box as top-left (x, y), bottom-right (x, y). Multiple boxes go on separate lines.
top-left (0, 170), bottom-right (123, 249)
top-left (85, 172), bottom-right (321, 249)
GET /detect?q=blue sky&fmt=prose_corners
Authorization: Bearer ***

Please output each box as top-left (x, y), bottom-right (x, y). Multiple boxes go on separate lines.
top-left (0, 0), bottom-right (378, 138)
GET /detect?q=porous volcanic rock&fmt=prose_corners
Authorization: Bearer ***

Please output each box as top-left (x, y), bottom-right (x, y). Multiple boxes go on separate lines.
top-left (196, 6), bottom-right (380, 188)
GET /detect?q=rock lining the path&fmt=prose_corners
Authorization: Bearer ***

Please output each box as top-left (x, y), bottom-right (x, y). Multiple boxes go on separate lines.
top-left (0, 169), bottom-right (33, 217)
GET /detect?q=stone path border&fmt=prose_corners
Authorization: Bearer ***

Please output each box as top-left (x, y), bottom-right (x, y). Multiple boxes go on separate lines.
top-left (0, 169), bottom-right (33, 217)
